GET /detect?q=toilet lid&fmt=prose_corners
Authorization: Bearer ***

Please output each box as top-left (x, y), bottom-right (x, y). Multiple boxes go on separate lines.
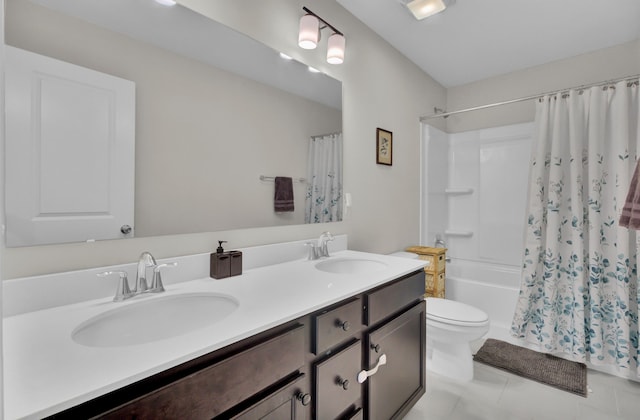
top-left (426, 298), bottom-right (488, 324)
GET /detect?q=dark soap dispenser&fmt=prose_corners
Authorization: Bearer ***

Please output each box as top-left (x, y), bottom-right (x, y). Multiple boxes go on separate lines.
top-left (229, 250), bottom-right (243, 277)
top-left (210, 241), bottom-right (231, 279)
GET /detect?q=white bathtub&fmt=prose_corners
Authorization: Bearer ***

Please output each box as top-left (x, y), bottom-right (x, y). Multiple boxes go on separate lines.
top-left (444, 259), bottom-right (640, 381)
top-left (444, 259), bottom-right (520, 332)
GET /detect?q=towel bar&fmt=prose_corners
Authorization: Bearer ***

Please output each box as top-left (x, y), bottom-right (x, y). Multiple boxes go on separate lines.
top-left (260, 175), bottom-right (307, 183)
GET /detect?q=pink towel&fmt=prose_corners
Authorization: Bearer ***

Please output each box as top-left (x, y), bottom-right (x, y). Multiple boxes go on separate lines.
top-left (619, 159), bottom-right (640, 229)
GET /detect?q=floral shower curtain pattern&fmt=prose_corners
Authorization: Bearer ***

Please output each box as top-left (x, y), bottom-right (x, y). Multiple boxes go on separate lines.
top-left (305, 133), bottom-right (343, 223)
top-left (511, 80), bottom-right (640, 374)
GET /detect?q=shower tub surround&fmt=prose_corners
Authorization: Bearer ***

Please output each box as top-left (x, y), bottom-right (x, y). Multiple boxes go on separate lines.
top-left (3, 235), bottom-right (428, 419)
top-left (422, 122), bottom-right (533, 329)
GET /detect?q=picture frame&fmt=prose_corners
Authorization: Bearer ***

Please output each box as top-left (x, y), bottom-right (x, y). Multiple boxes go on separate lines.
top-left (376, 128), bottom-right (393, 166)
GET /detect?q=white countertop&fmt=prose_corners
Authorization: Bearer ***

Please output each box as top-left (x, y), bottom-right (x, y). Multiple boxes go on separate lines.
top-left (3, 250), bottom-right (426, 419)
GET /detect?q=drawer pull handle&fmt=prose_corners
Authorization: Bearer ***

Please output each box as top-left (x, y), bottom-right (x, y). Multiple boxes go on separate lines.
top-left (336, 319), bottom-right (351, 331)
top-left (336, 377), bottom-right (350, 390)
top-left (296, 392), bottom-right (312, 406)
top-left (357, 354), bottom-right (387, 384)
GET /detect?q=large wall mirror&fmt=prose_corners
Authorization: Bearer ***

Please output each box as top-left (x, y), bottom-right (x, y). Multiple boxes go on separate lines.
top-left (4, 0), bottom-right (343, 247)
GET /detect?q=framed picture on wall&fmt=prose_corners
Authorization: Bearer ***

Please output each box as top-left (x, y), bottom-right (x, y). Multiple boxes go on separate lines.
top-left (376, 128), bottom-right (393, 166)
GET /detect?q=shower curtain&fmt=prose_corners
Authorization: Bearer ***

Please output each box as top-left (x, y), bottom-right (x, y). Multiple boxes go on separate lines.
top-left (305, 133), bottom-right (343, 223)
top-left (511, 80), bottom-right (640, 374)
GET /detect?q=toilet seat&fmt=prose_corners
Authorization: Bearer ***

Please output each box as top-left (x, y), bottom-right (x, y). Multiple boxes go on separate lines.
top-left (426, 298), bottom-right (489, 326)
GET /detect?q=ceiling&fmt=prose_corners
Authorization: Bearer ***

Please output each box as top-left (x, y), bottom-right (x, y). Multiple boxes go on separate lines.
top-left (336, 0), bottom-right (640, 87)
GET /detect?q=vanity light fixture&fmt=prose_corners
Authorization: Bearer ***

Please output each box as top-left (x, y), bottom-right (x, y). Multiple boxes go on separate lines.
top-left (298, 13), bottom-right (320, 49)
top-left (154, 0), bottom-right (177, 6)
top-left (404, 0), bottom-right (451, 20)
top-left (327, 33), bottom-right (346, 64)
top-left (298, 7), bottom-right (346, 64)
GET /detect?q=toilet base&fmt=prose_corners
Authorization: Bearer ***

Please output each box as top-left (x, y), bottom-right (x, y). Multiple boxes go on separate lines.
top-left (426, 341), bottom-right (474, 382)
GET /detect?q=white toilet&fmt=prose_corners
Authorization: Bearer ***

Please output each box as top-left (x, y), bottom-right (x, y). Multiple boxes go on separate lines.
top-left (426, 297), bottom-right (489, 382)
top-left (389, 251), bottom-right (490, 381)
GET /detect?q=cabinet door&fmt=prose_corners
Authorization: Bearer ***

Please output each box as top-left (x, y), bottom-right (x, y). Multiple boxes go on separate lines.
top-left (364, 301), bottom-right (425, 420)
top-left (231, 374), bottom-right (310, 420)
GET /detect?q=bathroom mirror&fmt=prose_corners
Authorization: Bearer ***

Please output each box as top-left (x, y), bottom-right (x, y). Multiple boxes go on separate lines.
top-left (4, 0), bottom-right (343, 246)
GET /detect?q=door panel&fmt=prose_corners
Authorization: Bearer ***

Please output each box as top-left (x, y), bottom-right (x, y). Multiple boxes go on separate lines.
top-left (365, 301), bottom-right (425, 420)
top-left (5, 46), bottom-right (135, 246)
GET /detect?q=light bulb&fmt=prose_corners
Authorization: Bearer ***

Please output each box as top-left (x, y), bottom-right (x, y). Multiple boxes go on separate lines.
top-left (406, 0), bottom-right (446, 20)
top-left (327, 33), bottom-right (345, 64)
top-left (298, 14), bottom-right (320, 49)
top-left (154, 0), bottom-right (177, 6)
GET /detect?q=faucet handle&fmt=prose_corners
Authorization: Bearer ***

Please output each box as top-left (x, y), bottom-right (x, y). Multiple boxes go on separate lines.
top-left (150, 262), bottom-right (177, 293)
top-left (98, 270), bottom-right (133, 302)
top-left (305, 242), bottom-right (319, 260)
top-left (318, 232), bottom-right (334, 257)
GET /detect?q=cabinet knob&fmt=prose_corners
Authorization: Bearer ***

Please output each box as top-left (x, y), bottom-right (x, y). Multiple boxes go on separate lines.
top-left (336, 319), bottom-right (350, 331)
top-left (371, 343), bottom-right (381, 353)
top-left (336, 377), bottom-right (350, 390)
top-left (120, 224), bottom-right (132, 235)
top-left (296, 392), bottom-right (311, 406)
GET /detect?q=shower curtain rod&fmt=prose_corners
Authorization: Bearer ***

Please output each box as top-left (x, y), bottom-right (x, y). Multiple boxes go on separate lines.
top-left (311, 131), bottom-right (341, 138)
top-left (421, 73), bottom-right (640, 120)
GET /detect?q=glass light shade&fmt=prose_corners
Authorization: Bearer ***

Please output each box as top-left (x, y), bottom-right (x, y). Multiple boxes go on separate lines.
top-left (298, 15), bottom-right (320, 49)
top-left (327, 33), bottom-right (346, 64)
top-left (406, 0), bottom-right (446, 20)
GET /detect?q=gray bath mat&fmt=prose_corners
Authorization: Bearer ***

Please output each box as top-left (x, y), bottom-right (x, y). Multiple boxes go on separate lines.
top-left (473, 338), bottom-right (587, 397)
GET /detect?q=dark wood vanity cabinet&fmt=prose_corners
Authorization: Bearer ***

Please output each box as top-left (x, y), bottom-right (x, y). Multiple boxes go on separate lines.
top-left (231, 373), bottom-right (310, 419)
top-left (50, 270), bottom-right (425, 420)
top-left (310, 270), bottom-right (425, 420)
top-left (365, 302), bottom-right (426, 420)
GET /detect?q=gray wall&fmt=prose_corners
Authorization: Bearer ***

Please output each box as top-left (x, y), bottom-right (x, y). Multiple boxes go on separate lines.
top-left (444, 40), bottom-right (640, 133)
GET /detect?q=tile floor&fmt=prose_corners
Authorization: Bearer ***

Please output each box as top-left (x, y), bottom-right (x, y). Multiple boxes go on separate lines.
top-left (406, 339), bottom-right (640, 420)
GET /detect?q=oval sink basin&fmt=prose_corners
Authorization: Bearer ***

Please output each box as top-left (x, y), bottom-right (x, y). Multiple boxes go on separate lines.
top-left (315, 258), bottom-right (388, 275)
top-left (72, 293), bottom-right (239, 348)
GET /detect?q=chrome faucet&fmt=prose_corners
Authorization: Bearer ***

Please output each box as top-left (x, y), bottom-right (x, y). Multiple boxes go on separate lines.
top-left (305, 232), bottom-right (334, 260)
top-left (98, 252), bottom-right (176, 301)
top-left (318, 231), bottom-right (334, 258)
top-left (136, 251), bottom-right (156, 293)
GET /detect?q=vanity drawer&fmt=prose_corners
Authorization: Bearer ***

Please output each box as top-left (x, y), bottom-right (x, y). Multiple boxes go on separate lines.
top-left (100, 324), bottom-right (305, 420)
top-left (230, 373), bottom-right (309, 419)
top-left (313, 297), bottom-right (362, 354)
top-left (364, 270), bottom-right (424, 326)
top-left (314, 340), bottom-right (362, 420)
